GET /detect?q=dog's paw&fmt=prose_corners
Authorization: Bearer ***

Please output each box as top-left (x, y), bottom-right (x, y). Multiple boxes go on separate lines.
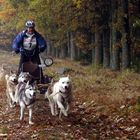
top-left (52, 113), bottom-right (57, 116)
top-left (20, 117), bottom-right (23, 121)
top-left (64, 113), bottom-right (68, 117)
top-left (29, 121), bottom-right (34, 125)
top-left (62, 110), bottom-right (68, 116)
top-left (10, 103), bottom-right (16, 108)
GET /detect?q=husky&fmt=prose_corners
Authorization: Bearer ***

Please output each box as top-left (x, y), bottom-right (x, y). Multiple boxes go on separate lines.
top-left (18, 72), bottom-right (32, 83)
top-left (15, 72), bottom-right (32, 103)
top-left (18, 81), bottom-right (37, 125)
top-left (5, 72), bottom-right (18, 107)
top-left (45, 76), bottom-right (72, 119)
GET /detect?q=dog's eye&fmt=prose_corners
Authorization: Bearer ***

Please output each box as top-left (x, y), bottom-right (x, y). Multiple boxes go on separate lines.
top-left (62, 82), bottom-right (64, 84)
top-left (67, 82), bottom-right (69, 84)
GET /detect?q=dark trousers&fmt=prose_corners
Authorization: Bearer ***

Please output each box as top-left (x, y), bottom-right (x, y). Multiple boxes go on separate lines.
top-left (18, 53), bottom-right (44, 83)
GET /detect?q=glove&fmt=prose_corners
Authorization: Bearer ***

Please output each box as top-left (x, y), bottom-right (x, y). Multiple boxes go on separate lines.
top-left (15, 49), bottom-right (20, 54)
top-left (39, 48), bottom-right (46, 53)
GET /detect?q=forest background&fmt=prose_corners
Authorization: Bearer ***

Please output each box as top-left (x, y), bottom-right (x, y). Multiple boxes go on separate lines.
top-left (0, 0), bottom-right (140, 71)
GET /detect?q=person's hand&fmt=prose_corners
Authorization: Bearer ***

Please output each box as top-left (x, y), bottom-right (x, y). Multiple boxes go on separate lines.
top-left (15, 49), bottom-right (20, 54)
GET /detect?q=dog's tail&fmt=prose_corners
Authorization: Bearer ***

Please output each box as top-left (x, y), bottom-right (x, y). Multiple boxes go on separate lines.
top-left (50, 78), bottom-right (54, 85)
top-left (44, 85), bottom-right (53, 99)
top-left (44, 90), bottom-right (48, 99)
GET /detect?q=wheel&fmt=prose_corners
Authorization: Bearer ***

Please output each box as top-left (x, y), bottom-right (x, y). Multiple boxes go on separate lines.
top-left (44, 57), bottom-right (53, 67)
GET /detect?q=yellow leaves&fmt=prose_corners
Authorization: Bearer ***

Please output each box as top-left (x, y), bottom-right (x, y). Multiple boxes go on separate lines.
top-left (72, 0), bottom-right (82, 8)
top-left (0, 0), bottom-right (5, 5)
top-left (0, 0), bottom-right (16, 22)
top-left (0, 8), bottom-right (16, 22)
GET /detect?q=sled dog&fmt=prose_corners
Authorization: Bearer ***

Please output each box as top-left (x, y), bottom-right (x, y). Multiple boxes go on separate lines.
top-left (5, 72), bottom-right (18, 107)
top-left (45, 75), bottom-right (72, 119)
top-left (18, 81), bottom-right (36, 124)
top-left (15, 72), bottom-right (32, 103)
top-left (18, 72), bottom-right (32, 83)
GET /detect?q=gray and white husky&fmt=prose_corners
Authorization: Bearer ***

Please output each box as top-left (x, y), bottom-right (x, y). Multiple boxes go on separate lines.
top-left (18, 72), bottom-right (32, 83)
top-left (17, 81), bottom-right (37, 125)
top-left (15, 72), bottom-right (32, 103)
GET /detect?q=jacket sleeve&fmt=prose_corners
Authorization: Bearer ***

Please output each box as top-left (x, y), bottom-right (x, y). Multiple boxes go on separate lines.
top-left (12, 32), bottom-right (24, 53)
top-left (37, 33), bottom-right (47, 52)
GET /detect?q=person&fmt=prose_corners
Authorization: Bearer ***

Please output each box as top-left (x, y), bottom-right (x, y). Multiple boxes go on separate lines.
top-left (12, 20), bottom-right (47, 83)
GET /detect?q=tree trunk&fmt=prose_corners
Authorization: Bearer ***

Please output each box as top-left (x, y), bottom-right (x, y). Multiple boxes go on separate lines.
top-left (77, 48), bottom-right (82, 60)
top-left (103, 28), bottom-right (110, 68)
top-left (94, 22), bottom-right (102, 66)
top-left (60, 46), bottom-right (67, 58)
top-left (121, 0), bottom-right (131, 69)
top-left (70, 32), bottom-right (76, 60)
top-left (52, 47), bottom-right (56, 58)
top-left (102, 1), bottom-right (110, 68)
top-left (55, 47), bottom-right (60, 58)
top-left (46, 40), bottom-right (51, 56)
top-left (92, 48), bottom-right (95, 64)
top-left (111, 0), bottom-right (120, 70)
top-left (67, 32), bottom-right (71, 58)
top-left (112, 45), bottom-right (121, 70)
top-left (91, 34), bottom-right (95, 64)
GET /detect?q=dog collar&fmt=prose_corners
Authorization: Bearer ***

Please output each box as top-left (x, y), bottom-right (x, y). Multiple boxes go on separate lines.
top-left (59, 90), bottom-right (69, 98)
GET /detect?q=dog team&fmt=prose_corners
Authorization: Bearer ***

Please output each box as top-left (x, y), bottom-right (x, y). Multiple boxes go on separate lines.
top-left (2, 65), bottom-right (72, 125)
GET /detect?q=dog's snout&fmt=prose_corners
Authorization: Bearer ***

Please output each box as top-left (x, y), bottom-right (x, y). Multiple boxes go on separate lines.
top-left (13, 79), bottom-right (17, 83)
top-left (24, 80), bottom-right (27, 83)
top-left (65, 86), bottom-right (68, 89)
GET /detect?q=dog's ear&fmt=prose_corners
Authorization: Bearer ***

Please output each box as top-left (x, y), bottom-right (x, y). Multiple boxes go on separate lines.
top-left (20, 72), bottom-right (23, 75)
top-left (5, 74), bottom-right (9, 80)
top-left (1, 64), bottom-right (6, 70)
top-left (15, 70), bottom-right (18, 76)
top-left (25, 81), bottom-right (30, 88)
top-left (67, 75), bottom-right (70, 80)
top-left (50, 78), bottom-right (54, 85)
top-left (10, 70), bottom-right (14, 75)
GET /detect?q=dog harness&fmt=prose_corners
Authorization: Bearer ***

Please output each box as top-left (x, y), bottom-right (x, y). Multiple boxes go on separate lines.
top-left (59, 90), bottom-right (71, 103)
top-left (49, 88), bottom-right (71, 104)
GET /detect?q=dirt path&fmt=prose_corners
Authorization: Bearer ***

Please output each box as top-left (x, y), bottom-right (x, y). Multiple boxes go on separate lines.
top-left (0, 85), bottom-right (97, 140)
top-left (0, 51), bottom-right (140, 139)
top-left (0, 52), bottom-right (94, 139)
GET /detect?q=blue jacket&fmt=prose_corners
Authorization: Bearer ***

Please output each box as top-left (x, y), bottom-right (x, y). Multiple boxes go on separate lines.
top-left (12, 30), bottom-right (47, 56)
